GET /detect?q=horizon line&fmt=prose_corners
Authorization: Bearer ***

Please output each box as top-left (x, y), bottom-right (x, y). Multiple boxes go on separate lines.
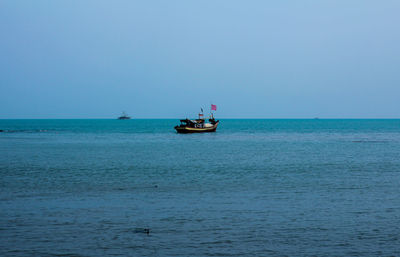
top-left (1, 118), bottom-right (400, 120)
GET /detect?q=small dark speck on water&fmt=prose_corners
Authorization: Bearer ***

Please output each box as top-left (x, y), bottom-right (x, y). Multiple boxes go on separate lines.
top-left (134, 228), bottom-right (150, 235)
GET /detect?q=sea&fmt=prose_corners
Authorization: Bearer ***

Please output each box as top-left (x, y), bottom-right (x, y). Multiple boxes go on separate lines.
top-left (1, 119), bottom-right (400, 256)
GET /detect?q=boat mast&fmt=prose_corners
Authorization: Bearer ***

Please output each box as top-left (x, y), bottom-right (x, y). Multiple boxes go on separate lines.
top-left (199, 108), bottom-right (204, 119)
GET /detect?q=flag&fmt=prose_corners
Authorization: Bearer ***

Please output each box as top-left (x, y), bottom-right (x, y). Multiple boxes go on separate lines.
top-left (211, 104), bottom-right (217, 111)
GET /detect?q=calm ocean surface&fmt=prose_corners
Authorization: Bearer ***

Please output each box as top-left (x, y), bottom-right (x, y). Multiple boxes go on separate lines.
top-left (1, 119), bottom-right (400, 256)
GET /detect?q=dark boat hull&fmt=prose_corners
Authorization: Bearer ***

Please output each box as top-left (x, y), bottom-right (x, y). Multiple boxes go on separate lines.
top-left (174, 122), bottom-right (219, 134)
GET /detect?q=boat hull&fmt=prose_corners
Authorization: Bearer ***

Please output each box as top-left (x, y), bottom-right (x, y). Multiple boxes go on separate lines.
top-left (174, 122), bottom-right (219, 134)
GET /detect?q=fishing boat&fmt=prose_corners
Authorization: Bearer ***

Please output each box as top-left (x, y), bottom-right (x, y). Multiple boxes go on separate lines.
top-left (174, 105), bottom-right (219, 133)
top-left (118, 112), bottom-right (131, 120)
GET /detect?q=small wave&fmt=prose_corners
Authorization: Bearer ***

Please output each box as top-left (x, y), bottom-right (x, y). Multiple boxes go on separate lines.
top-left (0, 129), bottom-right (50, 133)
top-left (352, 140), bottom-right (388, 143)
top-left (200, 240), bottom-right (233, 245)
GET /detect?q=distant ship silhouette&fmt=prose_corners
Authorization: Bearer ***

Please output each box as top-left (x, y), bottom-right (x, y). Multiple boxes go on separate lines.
top-left (118, 112), bottom-right (131, 120)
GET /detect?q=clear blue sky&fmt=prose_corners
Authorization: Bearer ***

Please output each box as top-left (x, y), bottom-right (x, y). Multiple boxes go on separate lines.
top-left (1, 0), bottom-right (399, 118)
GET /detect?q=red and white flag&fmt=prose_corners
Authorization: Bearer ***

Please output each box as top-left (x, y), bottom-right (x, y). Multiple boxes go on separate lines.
top-left (211, 104), bottom-right (217, 111)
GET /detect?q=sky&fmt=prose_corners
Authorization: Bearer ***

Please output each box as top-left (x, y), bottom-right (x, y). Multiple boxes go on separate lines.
top-left (1, 0), bottom-right (399, 119)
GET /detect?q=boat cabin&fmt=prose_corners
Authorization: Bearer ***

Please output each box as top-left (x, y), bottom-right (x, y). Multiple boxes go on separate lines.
top-left (179, 119), bottom-right (206, 128)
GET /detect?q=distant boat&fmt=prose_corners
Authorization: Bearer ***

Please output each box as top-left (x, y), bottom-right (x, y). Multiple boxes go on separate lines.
top-left (118, 112), bottom-right (131, 120)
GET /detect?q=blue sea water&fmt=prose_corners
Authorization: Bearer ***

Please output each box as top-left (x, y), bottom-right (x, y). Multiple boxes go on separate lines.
top-left (1, 119), bottom-right (400, 256)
